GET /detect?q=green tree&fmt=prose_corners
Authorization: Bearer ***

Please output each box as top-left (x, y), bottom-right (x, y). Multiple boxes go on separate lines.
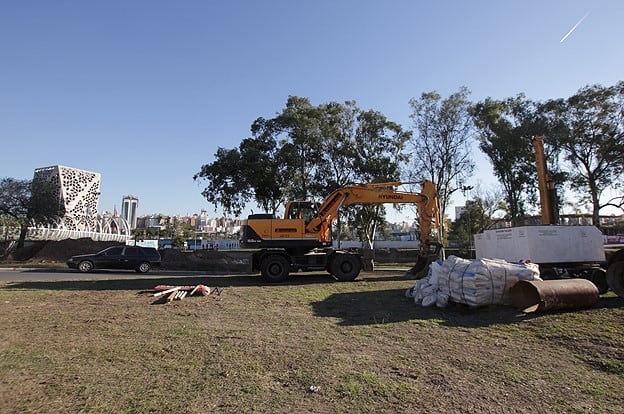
top-left (194, 97), bottom-right (322, 215)
top-left (470, 95), bottom-right (556, 225)
top-left (351, 205), bottom-right (384, 248)
top-left (542, 82), bottom-right (624, 227)
top-left (407, 87), bottom-right (475, 238)
top-left (133, 228), bottom-right (146, 241)
top-left (172, 234), bottom-right (186, 248)
top-left (354, 109), bottom-right (410, 182)
top-left (346, 109), bottom-right (411, 248)
top-left (451, 201), bottom-right (481, 254)
top-left (0, 177), bottom-right (65, 248)
top-left (194, 147), bottom-right (249, 217)
top-left (310, 101), bottom-right (359, 194)
top-left (271, 96), bottom-right (324, 199)
top-left (450, 191), bottom-right (503, 256)
top-left (240, 135), bottom-right (287, 214)
top-left (195, 97), bottom-right (410, 248)
top-left (178, 222), bottom-right (196, 240)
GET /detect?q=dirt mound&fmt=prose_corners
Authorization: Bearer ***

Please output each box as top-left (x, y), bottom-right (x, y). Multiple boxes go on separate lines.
top-left (3, 239), bottom-right (123, 264)
top-left (1, 238), bottom-right (251, 272)
top-left (35, 239), bottom-right (123, 263)
top-left (159, 248), bottom-right (251, 272)
top-left (1, 239), bottom-right (459, 270)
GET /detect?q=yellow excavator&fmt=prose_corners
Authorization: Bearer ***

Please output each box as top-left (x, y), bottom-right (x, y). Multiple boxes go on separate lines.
top-left (240, 180), bottom-right (441, 282)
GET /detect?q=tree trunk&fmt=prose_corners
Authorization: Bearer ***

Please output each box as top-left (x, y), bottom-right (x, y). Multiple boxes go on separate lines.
top-left (364, 206), bottom-right (380, 250)
top-left (17, 226), bottom-right (27, 249)
top-left (592, 199), bottom-right (601, 229)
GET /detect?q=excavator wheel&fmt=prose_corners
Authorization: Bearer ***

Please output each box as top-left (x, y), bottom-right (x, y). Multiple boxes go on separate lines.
top-left (260, 254), bottom-right (291, 283)
top-left (331, 253), bottom-right (361, 282)
top-left (606, 261), bottom-right (624, 298)
top-left (587, 267), bottom-right (609, 295)
top-left (607, 248), bottom-right (624, 268)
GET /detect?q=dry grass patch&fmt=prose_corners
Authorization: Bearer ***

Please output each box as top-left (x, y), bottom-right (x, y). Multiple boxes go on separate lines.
top-left (1, 271), bottom-right (623, 413)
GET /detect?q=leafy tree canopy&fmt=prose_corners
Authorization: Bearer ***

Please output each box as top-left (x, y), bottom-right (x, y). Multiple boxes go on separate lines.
top-left (469, 95), bottom-right (568, 224)
top-left (541, 82), bottom-right (624, 226)
top-left (0, 177), bottom-right (65, 247)
top-left (407, 87), bottom-right (475, 237)
top-left (194, 96), bottom-right (410, 246)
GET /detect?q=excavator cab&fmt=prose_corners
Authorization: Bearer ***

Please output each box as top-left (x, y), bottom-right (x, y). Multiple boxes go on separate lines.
top-left (284, 201), bottom-right (319, 225)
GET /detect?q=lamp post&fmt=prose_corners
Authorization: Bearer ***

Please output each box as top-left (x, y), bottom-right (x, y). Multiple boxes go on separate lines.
top-left (460, 185), bottom-right (474, 258)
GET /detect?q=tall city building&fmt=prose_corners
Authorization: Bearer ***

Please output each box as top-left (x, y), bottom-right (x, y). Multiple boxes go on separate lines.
top-left (33, 165), bottom-right (101, 231)
top-left (121, 195), bottom-right (139, 230)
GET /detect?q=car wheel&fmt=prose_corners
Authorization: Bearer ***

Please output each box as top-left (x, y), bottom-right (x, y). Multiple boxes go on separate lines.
top-left (78, 260), bottom-right (94, 273)
top-left (136, 262), bottom-right (151, 273)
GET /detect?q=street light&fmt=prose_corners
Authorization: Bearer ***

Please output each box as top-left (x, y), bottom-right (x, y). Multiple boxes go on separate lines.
top-left (460, 185), bottom-right (474, 258)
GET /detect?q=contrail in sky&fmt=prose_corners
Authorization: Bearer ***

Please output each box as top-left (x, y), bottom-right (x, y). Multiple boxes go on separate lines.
top-left (560, 11), bottom-right (590, 43)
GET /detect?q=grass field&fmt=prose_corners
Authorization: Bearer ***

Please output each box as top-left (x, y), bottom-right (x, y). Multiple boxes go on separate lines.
top-left (1, 271), bottom-right (623, 413)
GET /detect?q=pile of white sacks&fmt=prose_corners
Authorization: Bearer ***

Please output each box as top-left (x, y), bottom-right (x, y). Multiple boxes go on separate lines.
top-left (406, 255), bottom-right (542, 308)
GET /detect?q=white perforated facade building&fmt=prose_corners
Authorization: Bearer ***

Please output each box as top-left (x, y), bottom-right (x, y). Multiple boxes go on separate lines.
top-left (33, 165), bottom-right (101, 231)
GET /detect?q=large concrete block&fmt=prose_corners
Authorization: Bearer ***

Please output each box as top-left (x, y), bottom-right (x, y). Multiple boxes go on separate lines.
top-left (475, 226), bottom-right (605, 264)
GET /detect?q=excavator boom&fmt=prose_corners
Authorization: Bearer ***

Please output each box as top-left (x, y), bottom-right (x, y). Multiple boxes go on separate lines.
top-left (306, 181), bottom-right (439, 251)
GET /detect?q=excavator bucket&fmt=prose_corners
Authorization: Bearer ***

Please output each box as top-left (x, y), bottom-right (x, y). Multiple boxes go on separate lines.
top-left (404, 242), bottom-right (443, 279)
top-left (407, 254), bottom-right (429, 278)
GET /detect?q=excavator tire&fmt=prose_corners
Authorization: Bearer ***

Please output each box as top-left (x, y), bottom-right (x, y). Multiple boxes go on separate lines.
top-left (606, 261), bottom-right (624, 298)
top-left (607, 248), bottom-right (624, 268)
top-left (588, 267), bottom-right (609, 295)
top-left (331, 253), bottom-right (361, 282)
top-left (260, 254), bottom-right (290, 283)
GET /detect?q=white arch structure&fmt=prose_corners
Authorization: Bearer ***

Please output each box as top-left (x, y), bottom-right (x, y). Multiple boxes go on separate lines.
top-left (24, 215), bottom-right (131, 242)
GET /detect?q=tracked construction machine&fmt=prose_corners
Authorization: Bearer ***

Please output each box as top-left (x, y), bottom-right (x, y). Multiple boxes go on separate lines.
top-left (240, 181), bottom-right (441, 282)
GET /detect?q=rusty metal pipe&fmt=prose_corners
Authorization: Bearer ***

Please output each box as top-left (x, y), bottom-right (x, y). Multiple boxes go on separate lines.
top-left (511, 279), bottom-right (599, 313)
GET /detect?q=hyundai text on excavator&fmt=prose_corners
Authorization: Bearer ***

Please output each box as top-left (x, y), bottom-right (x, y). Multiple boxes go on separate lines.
top-left (240, 180), bottom-right (441, 282)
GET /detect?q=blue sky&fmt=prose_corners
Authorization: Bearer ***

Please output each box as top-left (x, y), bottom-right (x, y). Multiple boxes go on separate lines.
top-left (1, 0), bottom-right (622, 220)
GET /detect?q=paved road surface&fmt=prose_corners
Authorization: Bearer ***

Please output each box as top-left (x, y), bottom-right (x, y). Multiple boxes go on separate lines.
top-left (0, 267), bottom-right (408, 284)
top-left (0, 268), bottom-right (217, 283)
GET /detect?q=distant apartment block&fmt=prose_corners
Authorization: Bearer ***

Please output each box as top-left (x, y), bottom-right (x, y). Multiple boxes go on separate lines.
top-left (455, 205), bottom-right (466, 220)
top-left (121, 195), bottom-right (139, 230)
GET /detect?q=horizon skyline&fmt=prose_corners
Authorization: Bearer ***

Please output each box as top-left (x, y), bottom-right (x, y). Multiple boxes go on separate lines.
top-left (18, 159), bottom-right (624, 222)
top-left (2, 1), bottom-right (622, 221)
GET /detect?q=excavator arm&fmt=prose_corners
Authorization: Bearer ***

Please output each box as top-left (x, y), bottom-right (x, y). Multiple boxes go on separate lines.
top-left (305, 180), bottom-right (440, 254)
